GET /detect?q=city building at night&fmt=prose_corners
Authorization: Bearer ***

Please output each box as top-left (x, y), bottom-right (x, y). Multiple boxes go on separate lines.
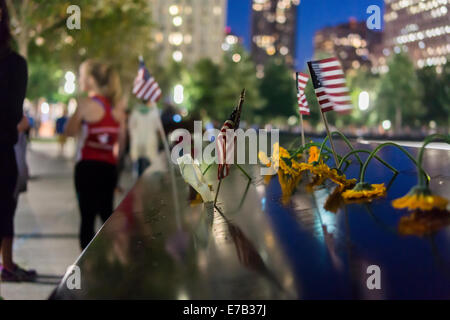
top-left (313, 19), bottom-right (382, 72)
top-left (250, 0), bottom-right (299, 70)
top-left (373, 0), bottom-right (450, 73)
top-left (150, 0), bottom-right (227, 66)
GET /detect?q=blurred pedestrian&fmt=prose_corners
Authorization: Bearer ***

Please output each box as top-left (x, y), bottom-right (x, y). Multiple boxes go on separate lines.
top-left (65, 60), bottom-right (126, 250)
top-left (0, 0), bottom-right (36, 282)
top-left (128, 102), bottom-right (161, 177)
top-left (55, 106), bottom-right (68, 156)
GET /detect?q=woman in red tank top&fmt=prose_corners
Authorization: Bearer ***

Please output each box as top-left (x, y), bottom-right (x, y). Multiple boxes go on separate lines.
top-left (65, 60), bottom-right (125, 249)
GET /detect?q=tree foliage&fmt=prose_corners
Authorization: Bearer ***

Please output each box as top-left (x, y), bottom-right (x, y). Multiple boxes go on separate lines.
top-left (375, 53), bottom-right (424, 131)
top-left (216, 45), bottom-right (264, 123)
top-left (416, 65), bottom-right (449, 126)
top-left (258, 58), bottom-right (297, 122)
top-left (182, 45), bottom-right (264, 124)
top-left (183, 59), bottom-right (221, 118)
top-left (8, 0), bottom-right (153, 101)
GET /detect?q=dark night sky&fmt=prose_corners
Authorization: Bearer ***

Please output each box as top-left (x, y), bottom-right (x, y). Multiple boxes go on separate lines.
top-left (226, 0), bottom-right (385, 70)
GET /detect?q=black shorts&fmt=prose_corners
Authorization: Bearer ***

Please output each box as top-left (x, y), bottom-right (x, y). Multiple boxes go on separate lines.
top-left (0, 146), bottom-right (18, 238)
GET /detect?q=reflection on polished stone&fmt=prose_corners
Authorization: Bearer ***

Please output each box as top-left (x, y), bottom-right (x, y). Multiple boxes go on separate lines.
top-left (51, 142), bottom-right (450, 299)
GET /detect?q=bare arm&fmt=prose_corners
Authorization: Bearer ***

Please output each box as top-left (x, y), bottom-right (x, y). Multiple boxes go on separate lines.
top-left (64, 108), bottom-right (82, 137)
top-left (64, 98), bottom-right (87, 137)
top-left (118, 114), bottom-right (127, 160)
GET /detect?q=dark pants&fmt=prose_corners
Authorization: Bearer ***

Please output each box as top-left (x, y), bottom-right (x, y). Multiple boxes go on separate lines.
top-left (136, 157), bottom-right (150, 177)
top-left (0, 146), bottom-right (18, 238)
top-left (75, 160), bottom-right (117, 250)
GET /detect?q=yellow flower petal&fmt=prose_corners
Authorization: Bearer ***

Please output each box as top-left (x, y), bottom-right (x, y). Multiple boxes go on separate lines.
top-left (308, 146), bottom-right (320, 163)
top-left (279, 146), bottom-right (291, 159)
top-left (342, 183), bottom-right (386, 201)
top-left (392, 193), bottom-right (448, 211)
top-left (258, 151), bottom-right (271, 167)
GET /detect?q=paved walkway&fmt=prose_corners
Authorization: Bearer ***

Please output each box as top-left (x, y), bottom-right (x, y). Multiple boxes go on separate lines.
top-left (1, 139), bottom-right (132, 300)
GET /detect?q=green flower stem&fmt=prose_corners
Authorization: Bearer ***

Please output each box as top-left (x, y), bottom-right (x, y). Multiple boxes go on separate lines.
top-left (202, 163), bottom-right (213, 175)
top-left (359, 142), bottom-right (429, 187)
top-left (318, 131), bottom-right (363, 167)
top-left (417, 134), bottom-right (450, 185)
top-left (236, 164), bottom-right (252, 181)
top-left (338, 149), bottom-right (398, 176)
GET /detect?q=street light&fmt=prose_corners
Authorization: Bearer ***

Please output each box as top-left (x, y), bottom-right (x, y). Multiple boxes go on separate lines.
top-left (174, 84), bottom-right (184, 104)
top-left (64, 71), bottom-right (76, 94)
top-left (232, 53), bottom-right (241, 63)
top-left (172, 50), bottom-right (183, 62)
top-left (41, 102), bottom-right (50, 114)
top-left (358, 91), bottom-right (370, 111)
top-left (382, 120), bottom-right (391, 130)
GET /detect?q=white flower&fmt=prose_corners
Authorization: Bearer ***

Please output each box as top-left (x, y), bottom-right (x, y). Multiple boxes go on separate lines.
top-left (177, 154), bottom-right (214, 202)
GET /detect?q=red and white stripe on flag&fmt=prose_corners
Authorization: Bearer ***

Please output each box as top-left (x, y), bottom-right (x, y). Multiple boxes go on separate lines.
top-left (296, 72), bottom-right (310, 115)
top-left (317, 57), bottom-right (352, 113)
top-left (133, 63), bottom-right (162, 103)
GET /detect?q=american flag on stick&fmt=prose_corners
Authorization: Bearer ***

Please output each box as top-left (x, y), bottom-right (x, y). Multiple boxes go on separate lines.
top-left (217, 89), bottom-right (246, 180)
top-left (307, 57), bottom-right (352, 113)
top-left (296, 72), bottom-right (310, 115)
top-left (132, 57), bottom-right (162, 103)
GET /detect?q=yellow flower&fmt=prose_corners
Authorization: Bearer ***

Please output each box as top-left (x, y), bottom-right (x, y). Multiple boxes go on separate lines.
top-left (258, 143), bottom-right (283, 171)
top-left (392, 186), bottom-right (448, 211)
top-left (279, 158), bottom-right (300, 176)
top-left (307, 162), bottom-right (356, 191)
top-left (308, 146), bottom-right (320, 163)
top-left (292, 161), bottom-right (313, 173)
top-left (342, 182), bottom-right (386, 200)
top-left (328, 171), bottom-right (357, 191)
top-left (258, 151), bottom-right (271, 167)
top-left (310, 162), bottom-right (330, 176)
top-left (259, 143), bottom-right (303, 178)
top-left (279, 145), bottom-right (291, 159)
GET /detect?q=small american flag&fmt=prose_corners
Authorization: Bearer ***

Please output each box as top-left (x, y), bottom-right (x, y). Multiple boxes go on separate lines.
top-left (307, 57), bottom-right (352, 113)
top-left (132, 58), bottom-right (162, 103)
top-left (217, 89), bottom-right (245, 180)
top-left (296, 72), bottom-right (310, 115)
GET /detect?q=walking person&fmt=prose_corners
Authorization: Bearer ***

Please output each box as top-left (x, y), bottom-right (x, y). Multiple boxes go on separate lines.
top-left (0, 0), bottom-right (36, 282)
top-left (55, 106), bottom-right (68, 156)
top-left (65, 60), bottom-right (126, 250)
top-left (128, 102), bottom-right (161, 178)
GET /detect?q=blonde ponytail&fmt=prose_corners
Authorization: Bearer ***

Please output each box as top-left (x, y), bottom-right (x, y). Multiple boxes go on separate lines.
top-left (83, 59), bottom-right (122, 107)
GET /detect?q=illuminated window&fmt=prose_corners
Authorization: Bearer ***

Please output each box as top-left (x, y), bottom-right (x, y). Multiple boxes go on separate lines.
top-left (266, 46), bottom-right (276, 55)
top-left (169, 32), bottom-right (183, 46)
top-left (173, 16), bottom-right (183, 27)
top-left (169, 5), bottom-right (179, 15)
top-left (172, 51), bottom-right (183, 62)
top-left (280, 46), bottom-right (289, 55)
